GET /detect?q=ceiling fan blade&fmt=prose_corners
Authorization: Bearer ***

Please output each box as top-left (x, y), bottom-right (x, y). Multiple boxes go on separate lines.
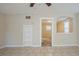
top-left (46, 3), bottom-right (52, 7)
top-left (30, 3), bottom-right (35, 7)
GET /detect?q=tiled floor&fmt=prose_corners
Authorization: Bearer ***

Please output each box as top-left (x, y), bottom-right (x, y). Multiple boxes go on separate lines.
top-left (0, 46), bottom-right (79, 56)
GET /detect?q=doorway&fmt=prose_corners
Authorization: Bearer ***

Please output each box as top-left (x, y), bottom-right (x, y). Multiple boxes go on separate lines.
top-left (41, 19), bottom-right (52, 47)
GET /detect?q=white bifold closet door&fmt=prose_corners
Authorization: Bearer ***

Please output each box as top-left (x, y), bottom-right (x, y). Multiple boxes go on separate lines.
top-left (23, 25), bottom-right (32, 47)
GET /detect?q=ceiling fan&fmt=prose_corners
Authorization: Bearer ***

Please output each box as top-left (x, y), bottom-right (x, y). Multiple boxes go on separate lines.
top-left (30, 3), bottom-right (52, 7)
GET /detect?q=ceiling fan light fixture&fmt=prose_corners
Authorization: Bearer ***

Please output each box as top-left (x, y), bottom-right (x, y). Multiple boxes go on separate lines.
top-left (46, 3), bottom-right (52, 7)
top-left (30, 3), bottom-right (35, 7)
top-left (30, 3), bottom-right (52, 7)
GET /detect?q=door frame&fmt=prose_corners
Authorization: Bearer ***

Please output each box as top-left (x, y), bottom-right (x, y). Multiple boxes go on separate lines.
top-left (40, 17), bottom-right (54, 47)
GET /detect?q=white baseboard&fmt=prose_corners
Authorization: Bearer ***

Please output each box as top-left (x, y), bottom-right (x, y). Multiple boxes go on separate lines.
top-left (31, 45), bottom-right (41, 47)
top-left (5, 45), bottom-right (24, 47)
top-left (5, 45), bottom-right (41, 47)
top-left (53, 44), bottom-right (77, 47)
top-left (4, 44), bottom-right (78, 48)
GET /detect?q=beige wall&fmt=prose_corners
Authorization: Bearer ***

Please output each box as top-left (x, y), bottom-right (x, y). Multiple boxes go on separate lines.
top-left (5, 15), bottom-right (30, 46)
top-left (4, 13), bottom-right (77, 47)
top-left (0, 4), bottom-right (78, 47)
top-left (0, 14), bottom-right (5, 48)
top-left (75, 13), bottom-right (79, 45)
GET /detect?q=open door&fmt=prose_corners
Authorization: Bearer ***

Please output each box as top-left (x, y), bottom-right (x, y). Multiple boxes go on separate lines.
top-left (41, 19), bottom-right (52, 47)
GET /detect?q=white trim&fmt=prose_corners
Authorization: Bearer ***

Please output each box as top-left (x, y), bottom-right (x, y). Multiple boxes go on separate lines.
top-left (31, 45), bottom-right (41, 47)
top-left (1, 44), bottom-right (77, 48)
top-left (40, 17), bottom-right (54, 47)
top-left (5, 45), bottom-right (41, 47)
top-left (53, 44), bottom-right (77, 47)
top-left (5, 45), bottom-right (24, 47)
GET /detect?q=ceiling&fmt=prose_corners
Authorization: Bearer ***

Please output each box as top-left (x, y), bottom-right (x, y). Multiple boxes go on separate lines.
top-left (0, 3), bottom-right (79, 15)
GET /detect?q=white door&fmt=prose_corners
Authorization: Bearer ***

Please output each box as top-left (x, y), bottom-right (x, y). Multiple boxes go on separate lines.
top-left (23, 25), bottom-right (32, 47)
